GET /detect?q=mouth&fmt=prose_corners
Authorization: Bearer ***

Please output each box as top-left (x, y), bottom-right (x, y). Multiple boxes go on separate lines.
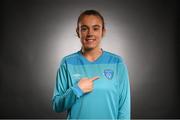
top-left (85, 39), bottom-right (95, 42)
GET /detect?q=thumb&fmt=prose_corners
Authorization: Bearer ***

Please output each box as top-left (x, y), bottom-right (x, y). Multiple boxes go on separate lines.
top-left (90, 76), bottom-right (99, 81)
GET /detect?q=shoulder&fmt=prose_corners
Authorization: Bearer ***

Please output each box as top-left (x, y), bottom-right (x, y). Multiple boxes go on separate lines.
top-left (103, 50), bottom-right (124, 64)
top-left (59, 51), bottom-right (80, 66)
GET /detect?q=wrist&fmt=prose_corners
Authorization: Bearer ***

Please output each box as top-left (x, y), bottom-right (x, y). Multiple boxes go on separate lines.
top-left (71, 84), bottom-right (84, 98)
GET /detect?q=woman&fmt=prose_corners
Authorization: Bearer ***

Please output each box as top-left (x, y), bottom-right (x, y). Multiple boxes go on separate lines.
top-left (52, 10), bottom-right (131, 119)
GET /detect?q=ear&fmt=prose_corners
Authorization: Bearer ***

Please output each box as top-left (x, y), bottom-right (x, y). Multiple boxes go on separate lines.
top-left (76, 28), bottom-right (80, 38)
top-left (102, 28), bottom-right (106, 37)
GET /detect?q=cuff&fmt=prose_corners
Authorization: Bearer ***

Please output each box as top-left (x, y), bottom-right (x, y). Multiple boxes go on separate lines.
top-left (71, 84), bottom-right (84, 98)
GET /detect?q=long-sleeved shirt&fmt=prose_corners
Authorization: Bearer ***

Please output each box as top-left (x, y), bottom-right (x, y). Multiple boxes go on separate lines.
top-left (52, 50), bottom-right (131, 119)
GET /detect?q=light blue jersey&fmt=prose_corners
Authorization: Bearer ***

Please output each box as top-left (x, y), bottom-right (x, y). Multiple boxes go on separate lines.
top-left (52, 50), bottom-right (131, 119)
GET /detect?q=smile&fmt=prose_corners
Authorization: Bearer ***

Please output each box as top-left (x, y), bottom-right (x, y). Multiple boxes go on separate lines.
top-left (85, 39), bottom-right (95, 41)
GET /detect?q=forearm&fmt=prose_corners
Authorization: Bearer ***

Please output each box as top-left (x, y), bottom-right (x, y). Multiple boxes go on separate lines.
top-left (52, 87), bottom-right (77, 112)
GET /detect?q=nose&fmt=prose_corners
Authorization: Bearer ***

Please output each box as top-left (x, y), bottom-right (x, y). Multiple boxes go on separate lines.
top-left (87, 28), bottom-right (93, 36)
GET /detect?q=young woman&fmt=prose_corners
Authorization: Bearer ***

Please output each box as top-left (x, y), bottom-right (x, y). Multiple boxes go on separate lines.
top-left (52, 10), bottom-right (131, 119)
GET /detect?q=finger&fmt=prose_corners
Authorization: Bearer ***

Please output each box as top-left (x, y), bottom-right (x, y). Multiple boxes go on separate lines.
top-left (90, 76), bottom-right (99, 81)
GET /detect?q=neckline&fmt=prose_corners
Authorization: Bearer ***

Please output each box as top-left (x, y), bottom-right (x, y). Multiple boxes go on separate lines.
top-left (78, 48), bottom-right (105, 64)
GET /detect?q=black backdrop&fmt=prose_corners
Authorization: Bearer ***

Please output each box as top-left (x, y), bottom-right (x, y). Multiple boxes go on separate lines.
top-left (1, 0), bottom-right (179, 119)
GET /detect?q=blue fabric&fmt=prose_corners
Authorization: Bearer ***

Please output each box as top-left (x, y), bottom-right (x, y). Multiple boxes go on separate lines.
top-left (52, 50), bottom-right (131, 119)
top-left (71, 84), bottom-right (84, 98)
top-left (64, 50), bottom-right (123, 65)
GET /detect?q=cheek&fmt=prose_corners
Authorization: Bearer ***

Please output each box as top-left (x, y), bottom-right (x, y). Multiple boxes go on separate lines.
top-left (80, 34), bottom-right (86, 44)
top-left (95, 32), bottom-right (103, 39)
top-left (96, 30), bottom-right (103, 36)
top-left (79, 32), bottom-right (87, 39)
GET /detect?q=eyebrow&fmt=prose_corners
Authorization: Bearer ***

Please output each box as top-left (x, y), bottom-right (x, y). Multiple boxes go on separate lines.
top-left (80, 25), bottom-right (101, 28)
top-left (93, 25), bottom-right (101, 28)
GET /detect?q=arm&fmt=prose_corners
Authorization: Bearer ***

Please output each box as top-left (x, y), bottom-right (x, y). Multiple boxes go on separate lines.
top-left (118, 64), bottom-right (131, 119)
top-left (51, 61), bottom-right (84, 112)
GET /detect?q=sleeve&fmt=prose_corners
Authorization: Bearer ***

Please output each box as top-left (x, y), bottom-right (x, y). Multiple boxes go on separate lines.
top-left (118, 63), bottom-right (131, 119)
top-left (51, 60), bottom-right (84, 113)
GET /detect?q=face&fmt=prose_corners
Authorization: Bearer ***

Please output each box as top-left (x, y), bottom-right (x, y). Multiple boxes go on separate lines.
top-left (77, 15), bottom-right (105, 51)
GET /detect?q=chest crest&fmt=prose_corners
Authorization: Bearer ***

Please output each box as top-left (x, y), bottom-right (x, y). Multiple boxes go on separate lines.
top-left (103, 69), bottom-right (114, 80)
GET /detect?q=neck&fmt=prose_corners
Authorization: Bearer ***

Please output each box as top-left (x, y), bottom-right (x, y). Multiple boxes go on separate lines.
top-left (81, 47), bottom-right (103, 62)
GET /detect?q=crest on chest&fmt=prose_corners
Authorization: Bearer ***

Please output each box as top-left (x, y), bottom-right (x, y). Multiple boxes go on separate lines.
top-left (103, 69), bottom-right (114, 80)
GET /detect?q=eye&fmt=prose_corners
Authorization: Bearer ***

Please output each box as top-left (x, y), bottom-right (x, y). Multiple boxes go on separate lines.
top-left (81, 27), bottom-right (88, 32)
top-left (94, 27), bottom-right (100, 31)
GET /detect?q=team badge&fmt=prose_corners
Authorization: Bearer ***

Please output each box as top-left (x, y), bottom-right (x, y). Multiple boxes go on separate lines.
top-left (104, 69), bottom-right (114, 80)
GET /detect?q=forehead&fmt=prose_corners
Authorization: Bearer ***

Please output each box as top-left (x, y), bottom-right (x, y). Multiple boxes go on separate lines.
top-left (79, 15), bottom-right (103, 27)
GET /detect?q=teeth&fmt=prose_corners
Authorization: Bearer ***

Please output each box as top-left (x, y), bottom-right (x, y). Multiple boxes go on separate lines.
top-left (86, 39), bottom-right (94, 41)
top-left (86, 40), bottom-right (94, 42)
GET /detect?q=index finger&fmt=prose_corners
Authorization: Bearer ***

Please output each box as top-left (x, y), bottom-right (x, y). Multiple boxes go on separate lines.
top-left (89, 76), bottom-right (99, 81)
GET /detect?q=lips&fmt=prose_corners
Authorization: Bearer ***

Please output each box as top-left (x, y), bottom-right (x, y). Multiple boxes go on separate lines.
top-left (85, 39), bottom-right (95, 44)
top-left (86, 39), bottom-right (95, 41)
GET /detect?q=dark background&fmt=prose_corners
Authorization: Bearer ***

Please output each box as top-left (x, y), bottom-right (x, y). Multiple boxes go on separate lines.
top-left (1, 0), bottom-right (179, 119)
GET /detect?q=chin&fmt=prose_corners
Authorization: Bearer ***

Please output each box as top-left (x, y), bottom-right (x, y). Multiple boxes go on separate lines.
top-left (84, 47), bottom-right (93, 51)
top-left (83, 46), bottom-right (96, 51)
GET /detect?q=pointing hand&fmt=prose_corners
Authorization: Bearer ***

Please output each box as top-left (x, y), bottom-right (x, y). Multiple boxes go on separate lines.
top-left (78, 76), bottom-right (99, 93)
